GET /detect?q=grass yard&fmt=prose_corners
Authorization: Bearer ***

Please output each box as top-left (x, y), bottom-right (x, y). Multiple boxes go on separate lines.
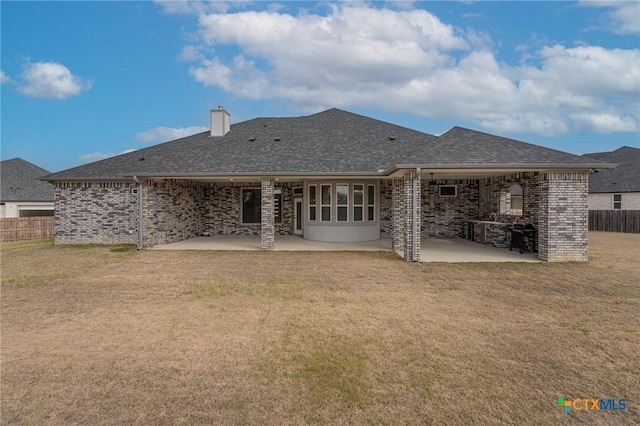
top-left (1, 232), bottom-right (639, 425)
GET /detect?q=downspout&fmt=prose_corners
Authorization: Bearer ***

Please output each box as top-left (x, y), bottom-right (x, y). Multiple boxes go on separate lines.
top-left (412, 167), bottom-right (420, 262)
top-left (133, 176), bottom-right (143, 250)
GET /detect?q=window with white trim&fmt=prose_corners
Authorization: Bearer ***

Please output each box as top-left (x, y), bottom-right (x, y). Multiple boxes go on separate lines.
top-left (353, 184), bottom-right (364, 222)
top-left (308, 185), bottom-right (317, 221)
top-left (613, 194), bottom-right (622, 210)
top-left (337, 184), bottom-right (348, 222)
top-left (306, 182), bottom-right (377, 223)
top-left (321, 184), bottom-right (332, 221)
top-left (367, 184), bottom-right (375, 221)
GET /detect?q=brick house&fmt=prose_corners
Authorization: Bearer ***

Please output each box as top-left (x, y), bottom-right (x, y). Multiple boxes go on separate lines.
top-left (1, 158), bottom-right (55, 218)
top-left (584, 146), bottom-right (640, 210)
top-left (43, 108), bottom-right (611, 262)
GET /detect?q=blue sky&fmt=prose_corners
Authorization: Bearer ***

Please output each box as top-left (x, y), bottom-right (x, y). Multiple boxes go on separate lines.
top-left (1, 1), bottom-right (639, 172)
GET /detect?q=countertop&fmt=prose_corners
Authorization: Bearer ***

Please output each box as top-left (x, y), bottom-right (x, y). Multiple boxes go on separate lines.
top-left (464, 220), bottom-right (512, 225)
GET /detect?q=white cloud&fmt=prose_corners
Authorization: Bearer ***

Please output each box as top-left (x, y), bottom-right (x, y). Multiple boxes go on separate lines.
top-left (17, 61), bottom-right (93, 99)
top-left (78, 149), bottom-right (137, 164)
top-left (580, 1), bottom-right (640, 34)
top-left (386, 1), bottom-right (416, 11)
top-left (569, 112), bottom-right (638, 133)
top-left (155, 0), bottom-right (248, 15)
top-left (168, 2), bottom-right (640, 136)
top-left (135, 126), bottom-right (209, 143)
top-left (179, 45), bottom-right (204, 61)
top-left (0, 71), bottom-right (10, 83)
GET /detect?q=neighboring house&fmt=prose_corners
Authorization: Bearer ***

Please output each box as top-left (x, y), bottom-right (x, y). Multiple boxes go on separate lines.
top-left (1, 158), bottom-right (55, 218)
top-left (43, 108), bottom-right (611, 262)
top-left (583, 146), bottom-right (640, 210)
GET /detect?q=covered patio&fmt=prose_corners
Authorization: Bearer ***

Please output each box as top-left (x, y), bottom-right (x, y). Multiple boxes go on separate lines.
top-left (151, 236), bottom-right (539, 262)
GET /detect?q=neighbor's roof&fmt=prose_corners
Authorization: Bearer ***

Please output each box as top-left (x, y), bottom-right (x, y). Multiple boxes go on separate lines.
top-left (584, 146), bottom-right (640, 193)
top-left (1, 158), bottom-right (54, 202)
top-left (43, 108), bottom-right (608, 181)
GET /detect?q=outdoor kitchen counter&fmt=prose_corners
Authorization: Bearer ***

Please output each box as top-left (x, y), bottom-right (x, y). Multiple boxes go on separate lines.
top-left (463, 220), bottom-right (513, 248)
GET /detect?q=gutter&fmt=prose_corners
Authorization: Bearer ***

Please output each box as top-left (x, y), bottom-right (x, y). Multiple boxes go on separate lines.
top-left (41, 162), bottom-right (617, 182)
top-left (383, 162), bottom-right (617, 175)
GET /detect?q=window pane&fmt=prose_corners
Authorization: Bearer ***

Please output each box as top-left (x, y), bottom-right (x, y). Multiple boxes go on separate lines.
top-left (439, 185), bottom-right (456, 196)
top-left (614, 194), bottom-right (622, 209)
top-left (242, 189), bottom-right (261, 224)
top-left (322, 206), bottom-right (331, 221)
top-left (367, 185), bottom-right (375, 205)
top-left (337, 184), bottom-right (348, 205)
top-left (353, 206), bottom-right (363, 221)
top-left (309, 185), bottom-right (316, 205)
top-left (353, 185), bottom-right (363, 205)
top-left (338, 206), bottom-right (347, 222)
top-left (310, 206), bottom-right (316, 221)
top-left (368, 206), bottom-right (374, 221)
top-left (322, 185), bottom-right (331, 205)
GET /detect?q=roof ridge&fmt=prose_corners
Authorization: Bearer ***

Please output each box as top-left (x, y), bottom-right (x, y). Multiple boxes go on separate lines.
top-left (307, 108), bottom-right (437, 137)
top-left (1, 157), bottom-right (51, 175)
top-left (439, 126), bottom-right (599, 160)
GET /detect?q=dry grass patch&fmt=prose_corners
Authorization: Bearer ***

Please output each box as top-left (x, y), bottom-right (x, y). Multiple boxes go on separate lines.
top-left (1, 233), bottom-right (639, 424)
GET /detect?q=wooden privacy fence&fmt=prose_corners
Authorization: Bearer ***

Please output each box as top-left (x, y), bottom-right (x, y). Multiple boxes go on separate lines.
top-left (589, 210), bottom-right (640, 233)
top-left (0, 217), bottom-right (55, 243)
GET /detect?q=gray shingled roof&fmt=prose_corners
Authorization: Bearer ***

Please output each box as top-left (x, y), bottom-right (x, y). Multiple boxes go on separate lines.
top-left (43, 108), bottom-right (607, 180)
top-left (1, 158), bottom-right (54, 202)
top-left (584, 146), bottom-right (640, 193)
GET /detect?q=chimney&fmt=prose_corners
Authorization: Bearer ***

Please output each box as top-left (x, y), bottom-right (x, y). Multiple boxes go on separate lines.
top-left (210, 106), bottom-right (230, 137)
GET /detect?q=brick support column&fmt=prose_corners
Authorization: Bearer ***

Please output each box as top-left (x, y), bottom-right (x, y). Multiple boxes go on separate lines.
top-left (140, 181), bottom-right (157, 249)
top-left (538, 172), bottom-right (588, 262)
top-left (403, 172), bottom-right (421, 262)
top-left (391, 178), bottom-right (405, 252)
top-left (261, 178), bottom-right (275, 250)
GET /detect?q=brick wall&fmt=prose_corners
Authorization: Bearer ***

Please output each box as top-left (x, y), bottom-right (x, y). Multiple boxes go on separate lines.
top-left (261, 178), bottom-right (275, 250)
top-left (403, 172), bottom-right (421, 262)
top-left (391, 178), bottom-right (405, 252)
top-left (202, 182), bottom-right (297, 236)
top-left (422, 180), bottom-right (479, 238)
top-left (380, 180), bottom-right (393, 238)
top-left (538, 172), bottom-right (589, 262)
top-left (55, 179), bottom-right (298, 247)
top-left (478, 173), bottom-right (540, 225)
top-left (54, 182), bottom-right (138, 244)
top-left (203, 183), bottom-right (260, 236)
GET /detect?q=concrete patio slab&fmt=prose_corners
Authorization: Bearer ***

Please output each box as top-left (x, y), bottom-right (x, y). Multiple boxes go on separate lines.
top-left (421, 238), bottom-right (539, 263)
top-left (152, 236), bottom-right (540, 262)
top-left (152, 235), bottom-right (391, 251)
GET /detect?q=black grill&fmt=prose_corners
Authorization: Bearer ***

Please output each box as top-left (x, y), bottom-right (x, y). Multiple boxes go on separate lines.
top-left (509, 224), bottom-right (536, 254)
